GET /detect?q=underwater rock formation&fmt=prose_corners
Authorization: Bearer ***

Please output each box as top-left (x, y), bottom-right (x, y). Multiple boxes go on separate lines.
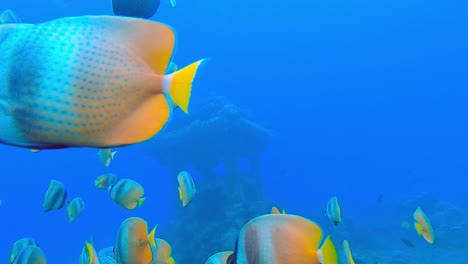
top-left (141, 96), bottom-right (273, 263)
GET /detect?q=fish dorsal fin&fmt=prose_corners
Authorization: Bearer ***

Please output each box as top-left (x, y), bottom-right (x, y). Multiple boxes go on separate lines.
top-left (59, 16), bottom-right (175, 75)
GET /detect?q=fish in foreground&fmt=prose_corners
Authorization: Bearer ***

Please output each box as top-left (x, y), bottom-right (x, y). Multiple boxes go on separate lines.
top-left (177, 171), bottom-right (196, 207)
top-left (227, 214), bottom-right (338, 264)
top-left (43, 180), bottom-right (68, 212)
top-left (109, 178), bottom-right (146, 209)
top-left (0, 15), bottom-right (205, 150)
top-left (67, 197), bottom-right (85, 222)
top-left (413, 207), bottom-right (435, 244)
top-left (205, 251), bottom-right (233, 264)
top-left (114, 217), bottom-right (153, 264)
top-left (326, 196), bottom-right (342, 225)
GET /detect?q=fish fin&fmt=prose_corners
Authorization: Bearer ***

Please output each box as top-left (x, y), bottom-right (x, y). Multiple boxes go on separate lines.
top-left (163, 59), bottom-right (206, 113)
top-left (271, 206), bottom-right (280, 214)
top-left (317, 236), bottom-right (338, 264)
top-left (111, 151), bottom-right (117, 159)
top-left (414, 222), bottom-right (423, 236)
top-left (137, 197), bottom-right (146, 207)
top-left (168, 256), bottom-right (176, 264)
top-left (148, 224), bottom-right (158, 248)
top-left (85, 241), bottom-right (94, 264)
top-left (178, 187), bottom-right (182, 200)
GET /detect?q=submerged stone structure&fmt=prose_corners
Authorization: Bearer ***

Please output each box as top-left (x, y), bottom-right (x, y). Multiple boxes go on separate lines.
top-left (142, 96), bottom-right (273, 263)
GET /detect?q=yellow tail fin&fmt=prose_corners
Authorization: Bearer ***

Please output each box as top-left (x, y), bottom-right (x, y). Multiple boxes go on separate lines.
top-left (164, 59), bottom-right (206, 113)
top-left (318, 236), bottom-right (338, 264)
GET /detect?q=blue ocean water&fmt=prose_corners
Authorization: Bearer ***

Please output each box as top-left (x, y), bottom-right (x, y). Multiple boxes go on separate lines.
top-left (0, 0), bottom-right (467, 263)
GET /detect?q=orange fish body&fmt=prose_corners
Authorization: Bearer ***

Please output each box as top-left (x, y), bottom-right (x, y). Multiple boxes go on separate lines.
top-left (229, 214), bottom-right (338, 264)
top-left (0, 16), bottom-right (204, 149)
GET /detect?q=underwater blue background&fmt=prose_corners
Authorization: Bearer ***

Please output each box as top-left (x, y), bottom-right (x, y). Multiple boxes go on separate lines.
top-left (1, 0), bottom-right (468, 263)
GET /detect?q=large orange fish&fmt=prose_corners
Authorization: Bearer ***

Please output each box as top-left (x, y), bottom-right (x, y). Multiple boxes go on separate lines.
top-left (0, 15), bottom-right (204, 149)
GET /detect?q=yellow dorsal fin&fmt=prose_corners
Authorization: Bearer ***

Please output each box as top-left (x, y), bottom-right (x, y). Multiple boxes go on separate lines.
top-left (85, 241), bottom-right (94, 264)
top-left (271, 206), bottom-right (280, 214)
top-left (178, 187), bottom-right (183, 200)
top-left (148, 224), bottom-right (158, 248)
top-left (62, 16), bottom-right (175, 75)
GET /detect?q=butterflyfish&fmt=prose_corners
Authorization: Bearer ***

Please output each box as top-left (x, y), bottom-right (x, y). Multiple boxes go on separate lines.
top-left (0, 15), bottom-right (205, 150)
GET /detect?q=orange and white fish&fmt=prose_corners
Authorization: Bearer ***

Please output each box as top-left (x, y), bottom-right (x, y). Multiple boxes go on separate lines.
top-left (109, 178), bottom-right (146, 210)
top-left (227, 214), bottom-right (338, 264)
top-left (413, 207), bottom-right (435, 244)
top-left (326, 196), bottom-right (342, 225)
top-left (0, 15), bottom-right (204, 150)
top-left (114, 217), bottom-right (153, 264)
top-left (177, 171), bottom-right (196, 207)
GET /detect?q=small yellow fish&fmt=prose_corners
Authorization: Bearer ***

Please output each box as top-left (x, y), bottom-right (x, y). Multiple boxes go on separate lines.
top-left (42, 180), bottom-right (67, 212)
top-left (413, 207), bottom-right (435, 244)
top-left (97, 149), bottom-right (117, 167)
top-left (326, 196), bottom-right (342, 225)
top-left (67, 197), bottom-right (85, 222)
top-left (342, 240), bottom-right (355, 264)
